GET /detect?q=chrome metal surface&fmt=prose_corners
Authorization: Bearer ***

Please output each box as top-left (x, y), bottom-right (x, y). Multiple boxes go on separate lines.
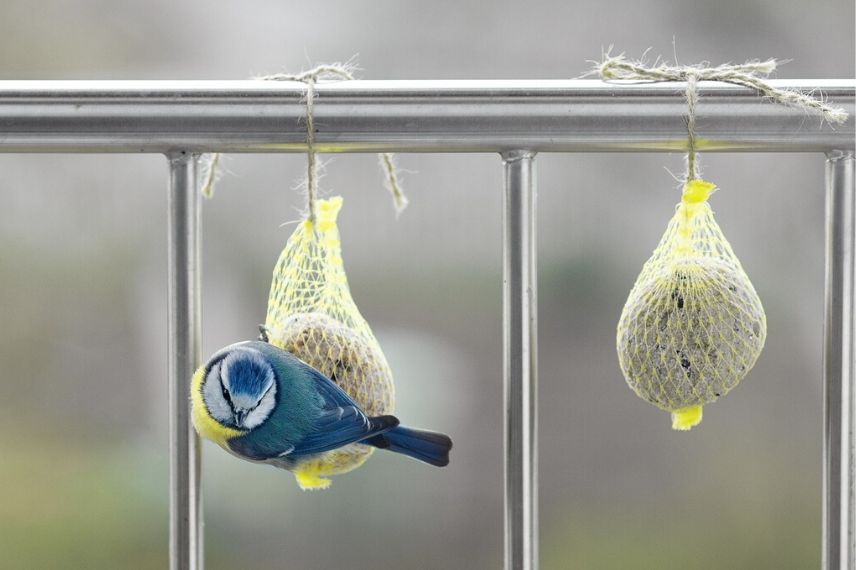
top-left (824, 150), bottom-right (856, 570)
top-left (0, 80), bottom-right (852, 153)
top-left (503, 151), bottom-right (538, 570)
top-left (168, 152), bottom-right (203, 570)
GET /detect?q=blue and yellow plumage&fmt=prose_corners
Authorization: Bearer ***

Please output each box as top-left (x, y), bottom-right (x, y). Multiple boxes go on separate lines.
top-left (191, 340), bottom-right (452, 490)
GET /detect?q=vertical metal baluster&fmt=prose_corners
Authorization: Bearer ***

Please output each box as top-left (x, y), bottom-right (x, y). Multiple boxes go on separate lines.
top-left (824, 150), bottom-right (856, 570)
top-left (168, 152), bottom-right (203, 570)
top-left (502, 151), bottom-right (539, 570)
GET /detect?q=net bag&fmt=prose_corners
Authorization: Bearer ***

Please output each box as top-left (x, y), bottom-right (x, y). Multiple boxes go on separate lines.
top-left (616, 179), bottom-right (766, 430)
top-left (264, 197), bottom-right (395, 485)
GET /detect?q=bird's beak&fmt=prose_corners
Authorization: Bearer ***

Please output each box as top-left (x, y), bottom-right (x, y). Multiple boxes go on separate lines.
top-left (234, 410), bottom-right (247, 427)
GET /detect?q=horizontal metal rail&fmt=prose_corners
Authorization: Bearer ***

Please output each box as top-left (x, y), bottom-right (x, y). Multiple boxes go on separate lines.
top-left (2, 78), bottom-right (853, 570)
top-left (0, 80), bottom-right (852, 153)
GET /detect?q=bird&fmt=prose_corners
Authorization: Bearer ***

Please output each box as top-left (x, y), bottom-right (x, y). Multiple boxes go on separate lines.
top-left (191, 340), bottom-right (452, 490)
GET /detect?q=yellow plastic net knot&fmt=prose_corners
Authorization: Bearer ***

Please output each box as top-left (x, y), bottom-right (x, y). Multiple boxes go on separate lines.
top-left (265, 196), bottom-right (395, 487)
top-left (681, 179), bottom-right (716, 204)
top-left (616, 179), bottom-right (766, 430)
top-left (671, 405), bottom-right (703, 431)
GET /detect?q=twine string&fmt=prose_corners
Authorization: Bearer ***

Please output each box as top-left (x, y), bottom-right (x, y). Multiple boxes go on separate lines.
top-left (199, 152), bottom-right (220, 199)
top-left (304, 75), bottom-right (318, 222)
top-left (685, 72), bottom-right (698, 180)
top-left (596, 53), bottom-right (849, 182)
top-left (379, 152), bottom-right (408, 214)
top-left (201, 64), bottom-right (408, 220)
top-left (256, 66), bottom-right (356, 222)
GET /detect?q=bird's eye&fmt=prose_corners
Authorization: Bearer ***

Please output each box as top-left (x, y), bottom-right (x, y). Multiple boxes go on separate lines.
top-left (220, 384), bottom-right (232, 404)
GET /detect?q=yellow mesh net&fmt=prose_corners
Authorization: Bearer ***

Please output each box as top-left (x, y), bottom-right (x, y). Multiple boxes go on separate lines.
top-left (264, 197), bottom-right (395, 484)
top-left (616, 179), bottom-right (766, 430)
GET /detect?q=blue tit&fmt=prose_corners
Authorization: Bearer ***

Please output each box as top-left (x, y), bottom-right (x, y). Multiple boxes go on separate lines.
top-left (191, 340), bottom-right (452, 490)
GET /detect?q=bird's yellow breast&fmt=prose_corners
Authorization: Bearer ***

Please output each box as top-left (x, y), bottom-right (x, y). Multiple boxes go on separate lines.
top-left (190, 366), bottom-right (244, 446)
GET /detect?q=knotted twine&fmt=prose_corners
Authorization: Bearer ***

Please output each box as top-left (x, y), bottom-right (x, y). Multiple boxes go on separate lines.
top-left (595, 53), bottom-right (848, 180)
top-left (200, 64), bottom-right (408, 220)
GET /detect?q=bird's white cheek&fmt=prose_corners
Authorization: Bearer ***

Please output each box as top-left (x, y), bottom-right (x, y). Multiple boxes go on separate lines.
top-left (244, 388), bottom-right (277, 430)
top-left (202, 374), bottom-right (234, 425)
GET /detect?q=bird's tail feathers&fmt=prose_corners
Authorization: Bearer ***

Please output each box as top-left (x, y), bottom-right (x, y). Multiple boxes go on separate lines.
top-left (364, 425), bottom-right (452, 467)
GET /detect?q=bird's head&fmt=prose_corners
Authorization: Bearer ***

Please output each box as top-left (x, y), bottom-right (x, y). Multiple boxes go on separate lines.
top-left (201, 346), bottom-right (278, 430)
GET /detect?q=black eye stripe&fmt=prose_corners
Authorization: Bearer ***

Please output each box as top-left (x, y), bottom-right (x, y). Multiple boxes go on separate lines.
top-left (218, 376), bottom-right (234, 408)
top-left (257, 382), bottom-right (274, 404)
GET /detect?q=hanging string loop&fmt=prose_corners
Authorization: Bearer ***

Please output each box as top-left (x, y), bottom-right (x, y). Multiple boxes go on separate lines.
top-left (201, 63), bottom-right (408, 219)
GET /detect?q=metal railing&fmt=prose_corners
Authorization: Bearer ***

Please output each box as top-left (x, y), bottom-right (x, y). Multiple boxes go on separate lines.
top-left (1, 79), bottom-right (853, 570)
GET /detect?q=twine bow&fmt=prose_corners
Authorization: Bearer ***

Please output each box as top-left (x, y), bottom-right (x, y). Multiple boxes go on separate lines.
top-left (595, 53), bottom-right (849, 181)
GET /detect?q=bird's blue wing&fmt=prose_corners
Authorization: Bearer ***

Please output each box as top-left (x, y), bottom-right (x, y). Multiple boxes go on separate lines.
top-left (286, 364), bottom-right (399, 458)
top-left (288, 406), bottom-right (399, 457)
top-left (241, 340), bottom-right (400, 459)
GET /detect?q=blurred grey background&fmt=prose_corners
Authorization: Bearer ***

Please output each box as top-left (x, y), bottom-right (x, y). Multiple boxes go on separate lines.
top-left (0, 1), bottom-right (853, 568)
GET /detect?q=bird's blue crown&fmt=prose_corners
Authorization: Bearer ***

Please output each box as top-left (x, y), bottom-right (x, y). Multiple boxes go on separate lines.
top-left (222, 349), bottom-right (276, 398)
